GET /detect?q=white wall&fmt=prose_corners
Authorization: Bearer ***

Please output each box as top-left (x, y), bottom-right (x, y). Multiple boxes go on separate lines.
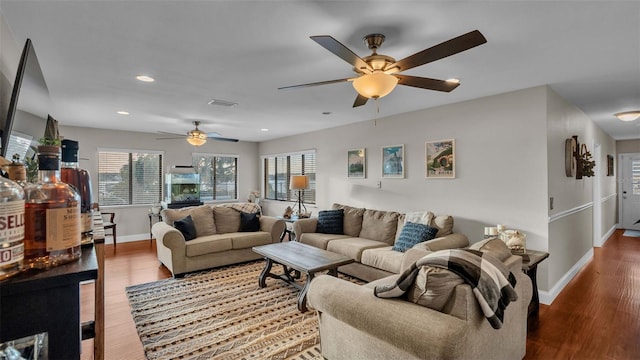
top-left (60, 125), bottom-right (260, 243)
top-left (260, 86), bottom-right (550, 273)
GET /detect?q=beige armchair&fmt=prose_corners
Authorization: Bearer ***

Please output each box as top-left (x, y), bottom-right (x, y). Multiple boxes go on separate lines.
top-left (307, 253), bottom-right (532, 360)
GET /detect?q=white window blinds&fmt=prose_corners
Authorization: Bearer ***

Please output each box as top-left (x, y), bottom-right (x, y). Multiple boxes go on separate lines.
top-left (98, 150), bottom-right (162, 206)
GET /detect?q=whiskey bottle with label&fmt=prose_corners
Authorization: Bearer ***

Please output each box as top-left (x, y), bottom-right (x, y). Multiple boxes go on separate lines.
top-left (60, 139), bottom-right (93, 245)
top-left (23, 145), bottom-right (81, 269)
top-left (0, 173), bottom-right (25, 280)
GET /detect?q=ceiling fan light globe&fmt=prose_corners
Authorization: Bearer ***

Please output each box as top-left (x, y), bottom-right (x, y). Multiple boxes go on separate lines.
top-left (615, 111), bottom-right (640, 122)
top-left (187, 135), bottom-right (206, 146)
top-left (352, 72), bottom-right (398, 99)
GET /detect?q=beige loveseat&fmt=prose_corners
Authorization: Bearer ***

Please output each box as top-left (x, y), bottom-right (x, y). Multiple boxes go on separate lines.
top-left (307, 239), bottom-right (533, 359)
top-left (152, 203), bottom-right (285, 277)
top-left (293, 203), bottom-right (469, 281)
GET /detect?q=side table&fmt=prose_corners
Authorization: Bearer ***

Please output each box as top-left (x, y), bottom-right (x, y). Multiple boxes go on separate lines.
top-left (148, 213), bottom-right (163, 240)
top-left (514, 249), bottom-right (549, 319)
top-left (276, 216), bottom-right (297, 242)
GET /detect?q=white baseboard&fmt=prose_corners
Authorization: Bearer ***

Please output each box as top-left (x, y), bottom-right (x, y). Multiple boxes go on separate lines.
top-left (539, 248), bottom-right (593, 305)
top-left (597, 224), bottom-right (617, 247)
top-left (101, 233), bottom-right (151, 245)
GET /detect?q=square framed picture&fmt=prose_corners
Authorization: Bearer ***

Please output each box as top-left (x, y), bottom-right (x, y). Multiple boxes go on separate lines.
top-left (382, 145), bottom-right (404, 178)
top-left (348, 148), bottom-right (366, 178)
top-left (426, 139), bottom-right (455, 179)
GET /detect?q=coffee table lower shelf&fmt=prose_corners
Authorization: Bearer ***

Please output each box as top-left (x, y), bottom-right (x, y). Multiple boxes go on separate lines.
top-left (253, 241), bottom-right (354, 312)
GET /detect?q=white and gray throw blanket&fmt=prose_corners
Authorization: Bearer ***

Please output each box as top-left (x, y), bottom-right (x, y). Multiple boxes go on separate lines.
top-left (374, 249), bottom-right (518, 329)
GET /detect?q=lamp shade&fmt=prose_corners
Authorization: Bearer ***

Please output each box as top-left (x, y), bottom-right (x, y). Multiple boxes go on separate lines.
top-left (352, 72), bottom-right (399, 99)
top-left (290, 175), bottom-right (310, 190)
top-left (615, 110), bottom-right (640, 122)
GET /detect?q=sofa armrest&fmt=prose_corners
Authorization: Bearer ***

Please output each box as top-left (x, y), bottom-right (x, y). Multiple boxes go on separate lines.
top-left (260, 216), bottom-right (286, 243)
top-left (293, 218), bottom-right (318, 238)
top-left (308, 275), bottom-right (468, 359)
top-left (152, 221), bottom-right (186, 250)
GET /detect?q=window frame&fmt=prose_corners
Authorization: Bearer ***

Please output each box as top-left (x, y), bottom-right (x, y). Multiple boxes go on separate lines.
top-left (192, 152), bottom-right (240, 202)
top-left (97, 148), bottom-right (164, 207)
top-left (262, 149), bottom-right (316, 204)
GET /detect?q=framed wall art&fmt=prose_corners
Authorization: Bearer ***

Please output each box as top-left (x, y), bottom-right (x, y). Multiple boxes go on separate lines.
top-left (382, 145), bottom-right (404, 178)
top-left (426, 139), bottom-right (455, 179)
top-left (607, 154), bottom-right (614, 176)
top-left (348, 148), bottom-right (366, 178)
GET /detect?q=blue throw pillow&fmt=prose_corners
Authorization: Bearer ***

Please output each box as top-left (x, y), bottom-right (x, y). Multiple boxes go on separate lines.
top-left (240, 212), bottom-right (261, 232)
top-left (174, 215), bottom-right (197, 241)
top-left (392, 222), bottom-right (439, 252)
top-left (316, 209), bottom-right (344, 235)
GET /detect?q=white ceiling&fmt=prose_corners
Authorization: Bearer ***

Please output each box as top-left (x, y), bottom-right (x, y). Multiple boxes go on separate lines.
top-left (1, 1), bottom-right (639, 142)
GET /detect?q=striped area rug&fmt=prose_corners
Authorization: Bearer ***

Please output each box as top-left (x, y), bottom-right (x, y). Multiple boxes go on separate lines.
top-left (126, 261), bottom-right (361, 359)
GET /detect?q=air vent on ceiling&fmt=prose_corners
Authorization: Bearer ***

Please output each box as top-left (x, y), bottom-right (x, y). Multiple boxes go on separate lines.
top-left (208, 99), bottom-right (238, 107)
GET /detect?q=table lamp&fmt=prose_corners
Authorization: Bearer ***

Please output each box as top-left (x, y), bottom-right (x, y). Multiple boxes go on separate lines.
top-left (290, 175), bottom-right (310, 218)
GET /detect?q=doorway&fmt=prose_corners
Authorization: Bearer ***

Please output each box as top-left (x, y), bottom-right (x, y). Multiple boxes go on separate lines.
top-left (620, 153), bottom-right (640, 230)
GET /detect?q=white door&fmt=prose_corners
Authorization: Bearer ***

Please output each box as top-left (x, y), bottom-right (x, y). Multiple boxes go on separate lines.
top-left (621, 153), bottom-right (640, 230)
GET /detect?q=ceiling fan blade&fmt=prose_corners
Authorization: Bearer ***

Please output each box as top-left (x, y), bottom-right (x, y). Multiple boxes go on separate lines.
top-left (206, 132), bottom-right (222, 137)
top-left (158, 130), bottom-right (186, 136)
top-left (389, 30), bottom-right (487, 72)
top-left (209, 136), bottom-right (239, 142)
top-left (278, 78), bottom-right (351, 90)
top-left (310, 35), bottom-right (372, 72)
top-left (353, 94), bottom-right (368, 107)
top-left (156, 137), bottom-right (184, 140)
top-left (395, 75), bottom-right (460, 92)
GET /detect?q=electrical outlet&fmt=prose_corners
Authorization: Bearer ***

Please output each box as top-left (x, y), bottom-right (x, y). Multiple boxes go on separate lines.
top-left (377, 181), bottom-right (382, 189)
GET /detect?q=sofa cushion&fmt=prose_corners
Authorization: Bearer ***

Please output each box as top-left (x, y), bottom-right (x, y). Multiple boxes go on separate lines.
top-left (174, 215), bottom-right (197, 241)
top-left (327, 238), bottom-right (389, 262)
top-left (392, 222), bottom-right (438, 252)
top-left (316, 209), bottom-right (344, 234)
top-left (213, 206), bottom-right (241, 233)
top-left (162, 205), bottom-right (216, 237)
top-left (185, 234), bottom-right (233, 257)
top-left (360, 246), bottom-right (404, 273)
top-left (332, 203), bottom-right (365, 237)
top-left (469, 237), bottom-right (512, 262)
top-left (240, 212), bottom-right (261, 232)
top-left (359, 209), bottom-right (400, 244)
top-left (230, 232), bottom-right (272, 249)
top-left (431, 215), bottom-right (454, 237)
top-left (299, 233), bottom-right (350, 250)
top-left (406, 266), bottom-right (464, 311)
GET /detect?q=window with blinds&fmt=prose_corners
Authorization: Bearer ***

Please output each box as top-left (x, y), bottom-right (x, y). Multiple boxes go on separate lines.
top-left (263, 150), bottom-right (316, 204)
top-left (192, 153), bottom-right (238, 201)
top-left (98, 150), bottom-right (163, 206)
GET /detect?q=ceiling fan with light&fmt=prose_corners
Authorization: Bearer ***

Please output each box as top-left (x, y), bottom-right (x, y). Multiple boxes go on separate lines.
top-left (279, 30), bottom-right (487, 107)
top-left (157, 121), bottom-right (239, 146)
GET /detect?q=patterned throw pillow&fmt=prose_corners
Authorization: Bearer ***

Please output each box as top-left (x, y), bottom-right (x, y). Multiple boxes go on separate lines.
top-left (174, 215), bottom-right (197, 241)
top-left (316, 209), bottom-right (344, 235)
top-left (392, 222), bottom-right (438, 252)
top-left (240, 212), bottom-right (261, 232)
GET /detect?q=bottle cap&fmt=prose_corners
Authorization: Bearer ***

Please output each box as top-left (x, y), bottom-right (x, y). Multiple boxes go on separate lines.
top-left (61, 139), bottom-right (79, 163)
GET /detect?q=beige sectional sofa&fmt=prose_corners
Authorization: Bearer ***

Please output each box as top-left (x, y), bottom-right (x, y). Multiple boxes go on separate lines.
top-left (293, 203), bottom-right (469, 282)
top-left (152, 203), bottom-right (285, 277)
top-left (307, 238), bottom-right (533, 359)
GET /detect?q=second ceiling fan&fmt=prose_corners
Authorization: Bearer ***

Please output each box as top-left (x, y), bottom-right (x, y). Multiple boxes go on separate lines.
top-left (279, 30), bottom-right (487, 107)
top-left (157, 121), bottom-right (238, 146)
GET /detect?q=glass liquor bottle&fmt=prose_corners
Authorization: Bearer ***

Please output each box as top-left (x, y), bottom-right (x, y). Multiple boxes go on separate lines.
top-left (0, 172), bottom-right (25, 280)
top-left (60, 139), bottom-right (93, 245)
top-left (23, 145), bottom-right (81, 269)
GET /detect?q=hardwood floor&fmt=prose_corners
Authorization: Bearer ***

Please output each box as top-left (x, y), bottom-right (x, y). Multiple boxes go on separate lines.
top-left (79, 231), bottom-right (640, 359)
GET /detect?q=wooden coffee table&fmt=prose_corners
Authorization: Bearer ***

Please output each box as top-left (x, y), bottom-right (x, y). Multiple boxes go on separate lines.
top-left (253, 241), bottom-right (354, 312)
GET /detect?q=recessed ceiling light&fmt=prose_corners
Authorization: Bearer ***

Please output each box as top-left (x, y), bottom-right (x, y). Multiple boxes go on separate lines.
top-left (136, 75), bottom-right (155, 82)
top-left (445, 78), bottom-right (460, 84)
top-left (117, 111), bottom-right (130, 115)
top-left (260, 128), bottom-right (269, 132)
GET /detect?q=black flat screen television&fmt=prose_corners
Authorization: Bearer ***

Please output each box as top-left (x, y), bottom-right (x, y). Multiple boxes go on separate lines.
top-left (1, 38), bottom-right (49, 161)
